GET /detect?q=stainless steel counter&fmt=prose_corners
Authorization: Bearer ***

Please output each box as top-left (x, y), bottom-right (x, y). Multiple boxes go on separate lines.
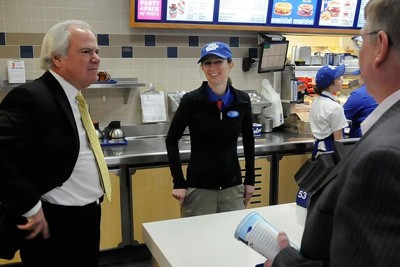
top-left (101, 125), bottom-right (314, 247)
top-left (103, 130), bottom-right (314, 167)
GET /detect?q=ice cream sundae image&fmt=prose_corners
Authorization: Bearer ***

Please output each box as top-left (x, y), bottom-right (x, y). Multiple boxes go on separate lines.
top-left (169, 3), bottom-right (178, 18)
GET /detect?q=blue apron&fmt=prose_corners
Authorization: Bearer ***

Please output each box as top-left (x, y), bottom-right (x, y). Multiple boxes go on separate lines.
top-left (311, 94), bottom-right (337, 160)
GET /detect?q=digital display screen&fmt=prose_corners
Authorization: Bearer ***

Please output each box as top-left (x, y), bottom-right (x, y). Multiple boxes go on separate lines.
top-left (258, 41), bottom-right (289, 73)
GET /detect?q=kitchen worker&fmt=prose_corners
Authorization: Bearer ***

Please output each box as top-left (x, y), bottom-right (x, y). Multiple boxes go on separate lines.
top-left (309, 64), bottom-right (348, 158)
top-left (165, 41), bottom-right (255, 217)
top-left (343, 69), bottom-right (378, 138)
top-left (0, 20), bottom-right (110, 266)
top-left (265, 0), bottom-right (400, 265)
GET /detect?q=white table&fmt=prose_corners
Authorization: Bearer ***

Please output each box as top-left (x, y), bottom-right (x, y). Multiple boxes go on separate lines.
top-left (142, 203), bottom-right (306, 267)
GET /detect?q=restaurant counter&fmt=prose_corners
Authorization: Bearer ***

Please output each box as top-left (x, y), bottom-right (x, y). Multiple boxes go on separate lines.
top-left (100, 127), bottom-right (313, 247)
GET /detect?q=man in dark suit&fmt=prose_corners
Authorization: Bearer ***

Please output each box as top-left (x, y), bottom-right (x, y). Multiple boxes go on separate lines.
top-left (265, 0), bottom-right (400, 266)
top-left (0, 20), bottom-right (110, 266)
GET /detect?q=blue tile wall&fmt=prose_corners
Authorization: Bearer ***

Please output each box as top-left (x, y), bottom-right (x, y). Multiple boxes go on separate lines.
top-left (189, 36), bottom-right (199, 47)
top-left (0, 33), bottom-right (5, 45)
top-left (121, 46), bottom-right (133, 58)
top-left (167, 47), bottom-right (177, 58)
top-left (249, 47), bottom-right (258, 59)
top-left (20, 46), bottom-right (33, 58)
top-left (145, 35), bottom-right (156, 46)
top-left (230, 37), bottom-right (239, 47)
top-left (97, 34), bottom-right (110, 46)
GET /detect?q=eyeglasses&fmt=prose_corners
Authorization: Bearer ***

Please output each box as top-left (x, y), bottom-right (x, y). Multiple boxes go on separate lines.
top-left (352, 31), bottom-right (381, 50)
top-left (352, 30), bottom-right (392, 50)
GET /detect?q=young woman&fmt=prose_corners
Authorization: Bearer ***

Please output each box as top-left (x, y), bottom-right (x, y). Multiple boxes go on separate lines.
top-left (309, 64), bottom-right (348, 158)
top-left (165, 41), bottom-right (255, 217)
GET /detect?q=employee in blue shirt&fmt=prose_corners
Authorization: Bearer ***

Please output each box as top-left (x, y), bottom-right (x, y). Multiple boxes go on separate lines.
top-left (343, 69), bottom-right (378, 138)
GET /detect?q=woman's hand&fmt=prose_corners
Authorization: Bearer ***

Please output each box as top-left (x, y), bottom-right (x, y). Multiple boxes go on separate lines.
top-left (264, 231), bottom-right (291, 267)
top-left (244, 185), bottom-right (255, 206)
top-left (172, 188), bottom-right (187, 205)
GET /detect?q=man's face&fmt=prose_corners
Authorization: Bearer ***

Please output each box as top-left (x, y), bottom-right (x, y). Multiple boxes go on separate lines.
top-left (358, 24), bottom-right (375, 92)
top-left (54, 27), bottom-right (101, 90)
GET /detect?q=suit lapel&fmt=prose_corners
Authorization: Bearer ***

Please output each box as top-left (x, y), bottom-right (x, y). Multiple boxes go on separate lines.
top-left (40, 71), bottom-right (79, 138)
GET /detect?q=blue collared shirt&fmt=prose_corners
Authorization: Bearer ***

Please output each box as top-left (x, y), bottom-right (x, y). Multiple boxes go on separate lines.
top-left (206, 85), bottom-right (234, 110)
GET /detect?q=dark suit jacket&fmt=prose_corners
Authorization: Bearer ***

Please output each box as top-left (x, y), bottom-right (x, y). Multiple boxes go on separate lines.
top-left (273, 99), bottom-right (400, 267)
top-left (0, 71), bottom-right (80, 259)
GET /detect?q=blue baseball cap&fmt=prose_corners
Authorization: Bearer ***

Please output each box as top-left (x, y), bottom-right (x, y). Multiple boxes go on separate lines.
top-left (316, 64), bottom-right (346, 89)
top-left (351, 69), bottom-right (361, 75)
top-left (198, 42), bottom-right (232, 63)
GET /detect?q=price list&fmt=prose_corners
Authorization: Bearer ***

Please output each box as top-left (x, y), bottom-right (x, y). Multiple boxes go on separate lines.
top-left (218, 0), bottom-right (269, 24)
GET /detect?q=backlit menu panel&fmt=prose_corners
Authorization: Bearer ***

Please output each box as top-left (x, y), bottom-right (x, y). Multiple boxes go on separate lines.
top-left (166, 0), bottom-right (214, 22)
top-left (270, 0), bottom-right (318, 26)
top-left (356, 0), bottom-right (369, 28)
top-left (218, 0), bottom-right (269, 24)
top-left (318, 0), bottom-right (358, 28)
top-left (137, 0), bottom-right (163, 20)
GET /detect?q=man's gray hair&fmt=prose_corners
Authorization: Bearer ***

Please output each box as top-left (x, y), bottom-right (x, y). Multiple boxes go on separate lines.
top-left (40, 20), bottom-right (92, 70)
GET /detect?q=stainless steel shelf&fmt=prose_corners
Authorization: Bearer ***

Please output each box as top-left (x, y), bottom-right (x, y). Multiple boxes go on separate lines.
top-left (293, 65), bottom-right (359, 78)
top-left (1, 78), bottom-right (146, 104)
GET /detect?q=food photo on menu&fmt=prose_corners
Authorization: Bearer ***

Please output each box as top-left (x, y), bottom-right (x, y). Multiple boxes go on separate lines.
top-left (318, 0), bottom-right (358, 27)
top-left (270, 0), bottom-right (318, 26)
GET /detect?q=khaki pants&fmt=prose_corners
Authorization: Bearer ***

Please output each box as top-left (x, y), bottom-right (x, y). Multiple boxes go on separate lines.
top-left (181, 184), bottom-right (245, 217)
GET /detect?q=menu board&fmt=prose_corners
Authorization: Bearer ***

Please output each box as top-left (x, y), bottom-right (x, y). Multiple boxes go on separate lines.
top-left (356, 0), bottom-right (369, 28)
top-left (132, 0), bottom-right (366, 32)
top-left (166, 0), bottom-right (214, 22)
top-left (318, 0), bottom-right (358, 28)
top-left (218, 0), bottom-right (269, 24)
top-left (270, 0), bottom-right (318, 26)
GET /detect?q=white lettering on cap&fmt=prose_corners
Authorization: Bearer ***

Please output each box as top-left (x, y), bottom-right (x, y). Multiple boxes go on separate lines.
top-left (206, 43), bottom-right (219, 52)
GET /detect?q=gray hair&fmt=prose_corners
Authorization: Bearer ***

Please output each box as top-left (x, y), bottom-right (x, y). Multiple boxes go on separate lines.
top-left (365, 0), bottom-right (400, 53)
top-left (40, 20), bottom-right (92, 70)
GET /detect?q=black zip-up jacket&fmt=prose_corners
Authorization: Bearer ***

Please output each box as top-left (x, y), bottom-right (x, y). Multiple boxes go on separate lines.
top-left (165, 81), bottom-right (255, 189)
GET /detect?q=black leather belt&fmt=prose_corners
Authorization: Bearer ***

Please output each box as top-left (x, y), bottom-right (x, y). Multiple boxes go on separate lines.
top-left (86, 195), bottom-right (104, 207)
top-left (42, 195), bottom-right (104, 208)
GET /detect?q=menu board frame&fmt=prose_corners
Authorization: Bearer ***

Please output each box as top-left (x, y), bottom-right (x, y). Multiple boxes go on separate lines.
top-left (130, 0), bottom-right (364, 34)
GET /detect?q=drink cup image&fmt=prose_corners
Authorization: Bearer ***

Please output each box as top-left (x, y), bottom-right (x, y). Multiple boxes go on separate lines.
top-left (253, 123), bottom-right (262, 137)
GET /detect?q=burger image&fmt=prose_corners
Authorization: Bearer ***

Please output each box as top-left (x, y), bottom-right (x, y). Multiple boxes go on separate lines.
top-left (297, 4), bottom-right (314, 17)
top-left (326, 1), bottom-right (341, 17)
top-left (320, 10), bottom-right (331, 21)
top-left (274, 2), bottom-right (292, 16)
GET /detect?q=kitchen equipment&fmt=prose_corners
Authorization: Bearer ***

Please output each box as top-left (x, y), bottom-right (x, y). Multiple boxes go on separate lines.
top-left (257, 115), bottom-right (274, 133)
top-left (105, 121), bottom-right (125, 143)
top-left (93, 121), bottom-right (104, 140)
top-left (291, 46), bottom-right (311, 65)
top-left (247, 90), bottom-right (271, 115)
top-left (310, 55), bottom-right (323, 65)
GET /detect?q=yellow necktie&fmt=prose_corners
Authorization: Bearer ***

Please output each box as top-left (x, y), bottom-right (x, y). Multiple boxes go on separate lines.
top-left (76, 92), bottom-right (112, 201)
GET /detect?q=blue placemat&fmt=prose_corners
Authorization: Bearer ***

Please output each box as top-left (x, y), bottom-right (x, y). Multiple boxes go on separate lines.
top-left (94, 79), bottom-right (117, 84)
top-left (100, 139), bottom-right (128, 146)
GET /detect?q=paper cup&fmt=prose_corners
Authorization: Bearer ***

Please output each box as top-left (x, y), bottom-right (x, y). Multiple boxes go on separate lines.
top-left (252, 123), bottom-right (262, 137)
top-left (234, 211), bottom-right (280, 260)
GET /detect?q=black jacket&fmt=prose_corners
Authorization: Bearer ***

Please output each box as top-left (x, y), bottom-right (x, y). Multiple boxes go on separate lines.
top-left (165, 81), bottom-right (255, 189)
top-left (0, 71), bottom-right (80, 259)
